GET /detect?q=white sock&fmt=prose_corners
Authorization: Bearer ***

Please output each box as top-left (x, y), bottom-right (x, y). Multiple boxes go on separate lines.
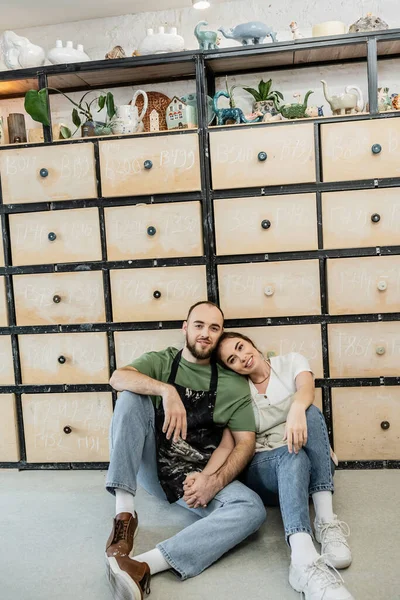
top-left (290, 533), bottom-right (319, 566)
top-left (115, 489), bottom-right (135, 516)
top-left (133, 549), bottom-right (170, 575)
top-left (313, 491), bottom-right (335, 523)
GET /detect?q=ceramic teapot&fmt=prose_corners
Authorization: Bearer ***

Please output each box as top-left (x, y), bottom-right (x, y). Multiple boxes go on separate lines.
top-left (112, 90), bottom-right (148, 135)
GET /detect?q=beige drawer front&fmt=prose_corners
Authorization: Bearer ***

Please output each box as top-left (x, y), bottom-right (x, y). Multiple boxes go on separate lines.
top-left (332, 387), bottom-right (400, 460)
top-left (0, 242), bottom-right (4, 267)
top-left (321, 119), bottom-right (400, 182)
top-left (22, 392), bottom-right (112, 463)
top-left (227, 324), bottom-right (323, 377)
top-left (314, 389), bottom-right (323, 412)
top-left (105, 202), bottom-right (203, 261)
top-left (9, 208), bottom-right (102, 266)
top-left (214, 194), bottom-right (318, 255)
top-left (110, 265), bottom-right (207, 322)
top-left (210, 124), bottom-right (316, 190)
top-left (0, 144), bottom-right (97, 204)
top-left (328, 322), bottom-right (400, 378)
top-left (99, 134), bottom-right (201, 197)
top-left (13, 271), bottom-right (105, 326)
top-left (0, 336), bottom-right (14, 385)
top-left (114, 329), bottom-right (183, 367)
top-left (327, 256), bottom-right (400, 315)
top-left (218, 260), bottom-right (321, 319)
top-left (0, 276), bottom-right (8, 326)
top-left (322, 188), bottom-right (400, 249)
top-left (19, 333), bottom-right (109, 385)
top-left (0, 394), bottom-right (19, 462)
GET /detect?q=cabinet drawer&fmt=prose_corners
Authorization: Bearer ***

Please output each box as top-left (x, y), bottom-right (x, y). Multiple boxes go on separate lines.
top-left (22, 392), bottom-right (112, 463)
top-left (0, 276), bottom-right (8, 326)
top-left (321, 119), bottom-right (400, 182)
top-left (99, 134), bottom-right (201, 197)
top-left (114, 329), bottom-right (183, 367)
top-left (19, 333), bottom-right (109, 385)
top-left (9, 208), bottom-right (102, 266)
top-left (0, 242), bottom-right (4, 267)
top-left (322, 188), bottom-right (400, 249)
top-left (0, 144), bottom-right (97, 204)
top-left (0, 336), bottom-right (14, 384)
top-left (332, 387), bottom-right (400, 460)
top-left (218, 260), bottom-right (321, 319)
top-left (0, 394), bottom-right (19, 462)
top-left (214, 194), bottom-right (318, 255)
top-left (209, 124), bottom-right (316, 190)
top-left (13, 271), bottom-right (105, 326)
top-left (327, 256), bottom-right (400, 315)
top-left (227, 324), bottom-right (323, 377)
top-left (328, 322), bottom-right (400, 378)
top-left (105, 202), bottom-right (203, 261)
top-left (110, 265), bottom-right (207, 322)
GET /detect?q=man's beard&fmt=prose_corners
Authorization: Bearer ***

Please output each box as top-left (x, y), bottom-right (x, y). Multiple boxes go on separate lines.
top-left (186, 335), bottom-right (215, 359)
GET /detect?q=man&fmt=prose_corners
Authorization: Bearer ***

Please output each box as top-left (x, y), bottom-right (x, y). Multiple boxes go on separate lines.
top-left (105, 300), bottom-right (266, 600)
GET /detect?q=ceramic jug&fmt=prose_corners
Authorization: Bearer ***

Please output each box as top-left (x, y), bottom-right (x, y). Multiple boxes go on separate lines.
top-left (112, 90), bottom-right (148, 135)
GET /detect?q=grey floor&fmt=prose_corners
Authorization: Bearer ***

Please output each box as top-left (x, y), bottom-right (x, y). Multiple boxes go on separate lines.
top-left (1, 470), bottom-right (399, 600)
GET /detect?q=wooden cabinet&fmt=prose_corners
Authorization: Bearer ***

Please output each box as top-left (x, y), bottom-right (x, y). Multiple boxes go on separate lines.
top-left (13, 271), bottom-right (105, 326)
top-left (218, 260), bottom-right (321, 319)
top-left (214, 194), bottom-right (318, 255)
top-left (0, 336), bottom-right (14, 385)
top-left (0, 395), bottom-right (19, 462)
top-left (22, 392), bottom-right (113, 463)
top-left (99, 133), bottom-right (201, 197)
top-left (114, 329), bottom-right (183, 367)
top-left (0, 144), bottom-right (97, 204)
top-left (0, 276), bottom-right (8, 326)
top-left (332, 387), bottom-right (400, 460)
top-left (210, 124), bottom-right (316, 190)
top-left (9, 208), bottom-right (102, 266)
top-left (105, 201), bottom-right (203, 261)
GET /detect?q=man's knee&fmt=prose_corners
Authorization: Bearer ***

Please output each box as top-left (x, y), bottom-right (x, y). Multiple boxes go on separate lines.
top-left (235, 485), bottom-right (267, 530)
top-left (114, 391), bottom-right (151, 417)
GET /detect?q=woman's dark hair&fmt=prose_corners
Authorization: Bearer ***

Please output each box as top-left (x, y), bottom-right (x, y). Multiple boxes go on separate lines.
top-left (215, 331), bottom-right (261, 368)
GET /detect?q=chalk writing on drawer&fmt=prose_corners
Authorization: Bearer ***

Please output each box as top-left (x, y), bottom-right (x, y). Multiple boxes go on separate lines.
top-left (15, 222), bottom-right (94, 245)
top-left (104, 149), bottom-right (195, 179)
top-left (326, 130), bottom-right (400, 163)
top-left (228, 205), bottom-right (307, 232)
top-left (329, 204), bottom-right (400, 231)
top-left (339, 268), bottom-right (400, 295)
top-left (118, 279), bottom-right (202, 301)
top-left (23, 283), bottom-right (102, 307)
top-left (112, 214), bottom-right (197, 238)
top-left (222, 274), bottom-right (317, 297)
top-left (5, 154), bottom-right (91, 179)
top-left (335, 332), bottom-right (400, 358)
top-left (24, 344), bottom-right (106, 371)
top-left (216, 140), bottom-right (313, 165)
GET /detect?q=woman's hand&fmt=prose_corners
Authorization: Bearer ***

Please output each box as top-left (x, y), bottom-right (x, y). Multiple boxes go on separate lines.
top-left (284, 403), bottom-right (308, 454)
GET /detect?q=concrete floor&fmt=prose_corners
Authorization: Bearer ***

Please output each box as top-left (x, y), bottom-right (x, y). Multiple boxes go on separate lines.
top-left (1, 469), bottom-right (399, 600)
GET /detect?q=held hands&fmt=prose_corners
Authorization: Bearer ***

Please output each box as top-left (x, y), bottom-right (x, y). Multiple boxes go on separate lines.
top-left (182, 472), bottom-right (221, 509)
top-left (162, 385), bottom-right (187, 443)
top-left (283, 403), bottom-right (308, 454)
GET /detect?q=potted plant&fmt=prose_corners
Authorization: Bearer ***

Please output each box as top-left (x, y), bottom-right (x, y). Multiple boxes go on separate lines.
top-left (24, 88), bottom-right (116, 138)
top-left (243, 78), bottom-right (284, 118)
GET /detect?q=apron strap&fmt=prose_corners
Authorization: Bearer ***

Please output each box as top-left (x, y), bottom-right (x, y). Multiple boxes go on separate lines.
top-left (209, 360), bottom-right (218, 395)
top-left (167, 349), bottom-right (183, 385)
top-left (167, 349), bottom-right (219, 394)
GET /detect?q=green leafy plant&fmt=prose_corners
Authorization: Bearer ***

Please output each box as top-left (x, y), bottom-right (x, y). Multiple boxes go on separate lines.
top-left (243, 79), bottom-right (284, 108)
top-left (24, 88), bottom-right (116, 138)
top-left (225, 76), bottom-right (238, 108)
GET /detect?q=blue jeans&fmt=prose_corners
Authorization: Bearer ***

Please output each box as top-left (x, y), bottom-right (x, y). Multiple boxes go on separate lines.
top-left (105, 391), bottom-right (266, 580)
top-left (241, 405), bottom-right (334, 544)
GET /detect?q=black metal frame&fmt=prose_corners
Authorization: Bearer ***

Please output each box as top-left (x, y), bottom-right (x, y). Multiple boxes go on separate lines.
top-left (1, 30), bottom-right (399, 470)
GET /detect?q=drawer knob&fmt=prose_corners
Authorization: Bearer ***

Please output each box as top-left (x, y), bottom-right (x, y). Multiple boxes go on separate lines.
top-left (258, 151), bottom-right (267, 162)
top-left (371, 213), bottom-right (381, 223)
top-left (264, 285), bottom-right (274, 297)
top-left (377, 280), bottom-right (387, 292)
top-left (48, 231), bottom-right (57, 241)
top-left (153, 290), bottom-right (161, 299)
top-left (371, 143), bottom-right (382, 154)
top-left (58, 355), bottom-right (66, 364)
top-left (144, 160), bottom-right (153, 170)
top-left (147, 226), bottom-right (157, 236)
top-left (39, 168), bottom-right (49, 178)
top-left (63, 425), bottom-right (72, 434)
top-left (53, 294), bottom-right (61, 304)
top-left (375, 346), bottom-right (386, 356)
top-left (381, 421), bottom-right (390, 430)
top-left (261, 219), bottom-right (271, 230)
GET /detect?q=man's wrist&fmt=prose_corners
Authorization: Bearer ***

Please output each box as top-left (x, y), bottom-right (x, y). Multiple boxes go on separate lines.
top-left (209, 471), bottom-right (224, 492)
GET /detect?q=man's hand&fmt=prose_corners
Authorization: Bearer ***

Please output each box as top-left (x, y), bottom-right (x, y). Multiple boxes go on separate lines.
top-left (182, 472), bottom-right (221, 509)
top-left (284, 402), bottom-right (307, 454)
top-left (162, 385), bottom-right (187, 442)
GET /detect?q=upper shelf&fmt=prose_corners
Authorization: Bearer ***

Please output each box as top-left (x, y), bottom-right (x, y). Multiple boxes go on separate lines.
top-left (1, 29), bottom-right (400, 99)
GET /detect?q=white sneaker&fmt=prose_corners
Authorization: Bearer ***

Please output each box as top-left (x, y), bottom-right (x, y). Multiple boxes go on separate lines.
top-left (289, 556), bottom-right (355, 599)
top-left (314, 516), bottom-right (352, 569)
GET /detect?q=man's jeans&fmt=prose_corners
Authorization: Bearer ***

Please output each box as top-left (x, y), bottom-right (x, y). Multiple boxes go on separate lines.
top-left (105, 391), bottom-right (266, 580)
top-left (241, 405), bottom-right (335, 544)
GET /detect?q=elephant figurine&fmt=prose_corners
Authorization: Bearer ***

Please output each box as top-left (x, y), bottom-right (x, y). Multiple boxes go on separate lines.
top-left (213, 91), bottom-right (262, 125)
top-left (321, 79), bottom-right (364, 115)
top-left (218, 21), bottom-right (277, 46)
top-left (194, 21), bottom-right (219, 50)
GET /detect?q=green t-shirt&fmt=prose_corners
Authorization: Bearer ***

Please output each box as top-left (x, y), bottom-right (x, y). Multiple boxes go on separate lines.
top-left (129, 347), bottom-right (255, 432)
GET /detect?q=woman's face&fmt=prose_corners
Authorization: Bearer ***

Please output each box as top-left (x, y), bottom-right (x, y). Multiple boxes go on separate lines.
top-left (219, 337), bottom-right (262, 376)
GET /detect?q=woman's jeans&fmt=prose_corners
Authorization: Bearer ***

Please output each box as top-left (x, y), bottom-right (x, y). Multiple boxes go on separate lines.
top-left (241, 405), bottom-right (334, 544)
top-left (105, 391), bottom-right (266, 580)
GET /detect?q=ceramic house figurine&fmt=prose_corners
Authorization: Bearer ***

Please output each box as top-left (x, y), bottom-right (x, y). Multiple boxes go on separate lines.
top-left (0, 31), bottom-right (45, 69)
top-left (166, 96), bottom-right (196, 130)
top-left (138, 27), bottom-right (185, 55)
top-left (48, 40), bottom-right (90, 64)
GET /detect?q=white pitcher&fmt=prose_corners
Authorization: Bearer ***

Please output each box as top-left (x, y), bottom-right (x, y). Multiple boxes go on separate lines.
top-left (112, 90), bottom-right (148, 135)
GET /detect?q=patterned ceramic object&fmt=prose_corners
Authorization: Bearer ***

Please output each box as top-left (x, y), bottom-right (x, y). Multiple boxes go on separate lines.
top-left (349, 13), bottom-right (389, 33)
top-left (133, 91), bottom-right (171, 132)
top-left (181, 93), bottom-right (215, 125)
top-left (105, 46), bottom-right (126, 59)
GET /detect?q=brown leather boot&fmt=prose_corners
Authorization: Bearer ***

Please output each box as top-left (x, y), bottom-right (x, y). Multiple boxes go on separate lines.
top-left (106, 512), bottom-right (139, 559)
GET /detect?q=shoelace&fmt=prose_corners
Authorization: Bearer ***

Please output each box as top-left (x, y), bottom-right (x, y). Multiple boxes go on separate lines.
top-left (304, 555), bottom-right (345, 591)
top-left (319, 520), bottom-right (350, 548)
top-left (112, 518), bottom-right (130, 544)
top-left (143, 571), bottom-right (151, 595)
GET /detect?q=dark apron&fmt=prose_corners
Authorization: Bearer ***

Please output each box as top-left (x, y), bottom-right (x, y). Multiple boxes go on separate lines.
top-left (155, 350), bottom-right (223, 503)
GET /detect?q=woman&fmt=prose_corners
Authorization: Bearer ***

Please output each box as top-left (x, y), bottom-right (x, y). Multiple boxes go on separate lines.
top-left (216, 332), bottom-right (353, 600)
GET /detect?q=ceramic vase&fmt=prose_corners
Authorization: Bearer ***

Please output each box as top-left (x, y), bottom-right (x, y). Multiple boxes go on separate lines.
top-left (111, 90), bottom-right (148, 135)
top-left (253, 100), bottom-right (278, 118)
top-left (48, 40), bottom-right (90, 64)
top-left (138, 27), bottom-right (185, 55)
top-left (0, 31), bottom-right (45, 69)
